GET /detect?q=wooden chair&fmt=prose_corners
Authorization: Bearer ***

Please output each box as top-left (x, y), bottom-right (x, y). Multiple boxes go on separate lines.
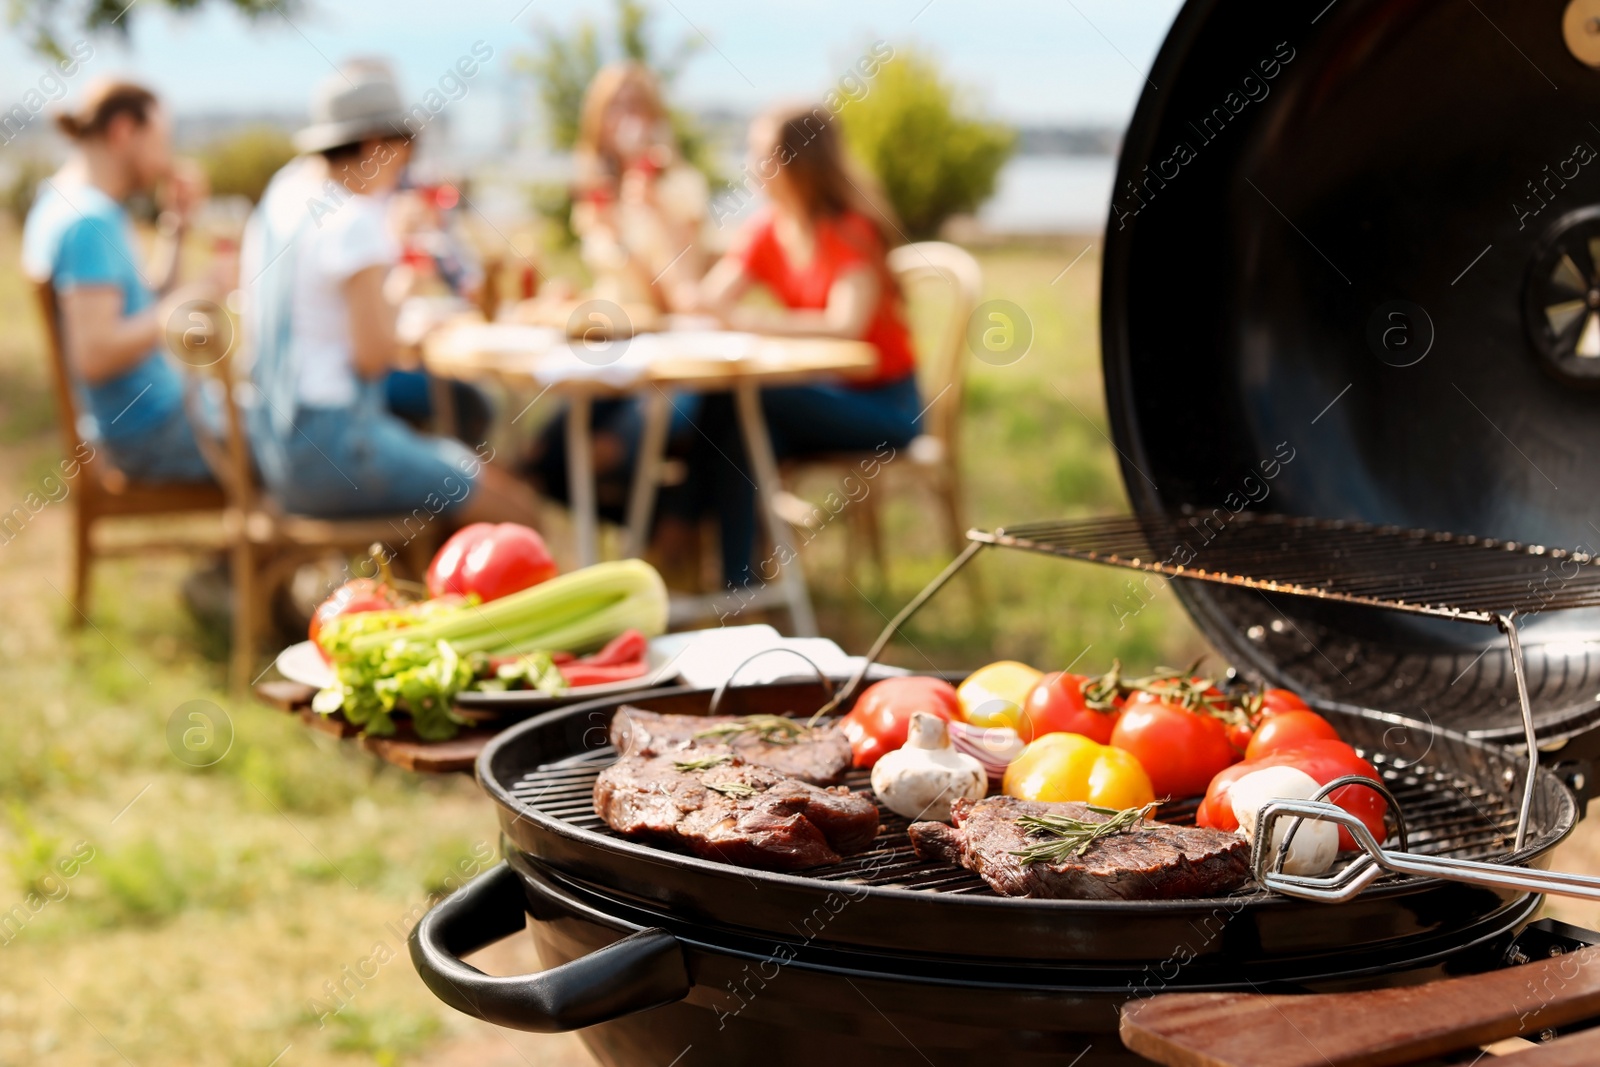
top-left (174, 310), bottom-right (437, 693)
top-left (33, 282), bottom-right (228, 623)
top-left (778, 241), bottom-right (984, 586)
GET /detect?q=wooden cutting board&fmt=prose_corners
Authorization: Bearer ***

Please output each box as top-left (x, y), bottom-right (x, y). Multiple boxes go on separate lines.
top-left (1120, 945), bottom-right (1600, 1066)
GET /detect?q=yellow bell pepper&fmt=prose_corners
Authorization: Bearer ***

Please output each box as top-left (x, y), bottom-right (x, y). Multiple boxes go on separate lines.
top-left (1002, 732), bottom-right (1155, 809)
top-left (957, 661), bottom-right (1043, 730)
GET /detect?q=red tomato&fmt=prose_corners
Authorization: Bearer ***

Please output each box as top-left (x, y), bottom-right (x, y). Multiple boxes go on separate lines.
top-left (1261, 688), bottom-right (1312, 716)
top-left (1019, 671), bottom-right (1122, 743)
top-left (1110, 696), bottom-right (1240, 799)
top-left (1225, 687), bottom-right (1314, 752)
top-left (1224, 718), bottom-right (1255, 754)
top-left (1245, 709), bottom-right (1341, 760)
top-left (427, 523), bottom-right (558, 602)
top-left (840, 677), bottom-right (961, 769)
top-left (1197, 739), bottom-right (1386, 851)
top-left (308, 579), bottom-right (395, 660)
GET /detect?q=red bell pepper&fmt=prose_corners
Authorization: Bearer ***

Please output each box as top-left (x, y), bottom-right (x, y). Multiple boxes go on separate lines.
top-left (1197, 739), bottom-right (1387, 851)
top-left (840, 676), bottom-right (961, 769)
top-left (426, 523), bottom-right (558, 602)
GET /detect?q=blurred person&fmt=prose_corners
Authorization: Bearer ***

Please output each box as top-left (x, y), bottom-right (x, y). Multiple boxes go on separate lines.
top-left (525, 63), bottom-right (710, 558)
top-left (688, 103), bottom-right (922, 587)
top-left (239, 64), bottom-right (541, 526)
top-left (572, 61), bottom-right (708, 312)
top-left (383, 180), bottom-right (492, 443)
top-left (22, 79), bottom-right (218, 483)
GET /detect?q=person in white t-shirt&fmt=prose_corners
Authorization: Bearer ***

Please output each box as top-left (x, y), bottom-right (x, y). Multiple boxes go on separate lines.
top-left (241, 64), bottom-right (541, 528)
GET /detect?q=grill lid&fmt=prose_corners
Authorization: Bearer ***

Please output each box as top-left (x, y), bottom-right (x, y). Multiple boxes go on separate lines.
top-left (1103, 0), bottom-right (1600, 741)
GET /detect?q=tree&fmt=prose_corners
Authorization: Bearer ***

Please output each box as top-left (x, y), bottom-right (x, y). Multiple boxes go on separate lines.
top-left (516, 0), bottom-right (711, 171)
top-left (843, 48), bottom-right (1016, 240)
top-left (12, 0), bottom-right (285, 59)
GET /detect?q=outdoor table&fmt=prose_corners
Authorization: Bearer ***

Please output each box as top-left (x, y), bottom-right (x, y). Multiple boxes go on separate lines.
top-left (421, 320), bottom-right (877, 635)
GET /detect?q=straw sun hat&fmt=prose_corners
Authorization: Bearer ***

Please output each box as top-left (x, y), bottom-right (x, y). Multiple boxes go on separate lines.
top-left (293, 62), bottom-right (411, 154)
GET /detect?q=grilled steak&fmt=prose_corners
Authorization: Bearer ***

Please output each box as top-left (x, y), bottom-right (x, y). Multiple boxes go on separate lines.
top-left (609, 708), bottom-right (850, 785)
top-left (909, 796), bottom-right (1250, 900)
top-left (594, 752), bottom-right (879, 871)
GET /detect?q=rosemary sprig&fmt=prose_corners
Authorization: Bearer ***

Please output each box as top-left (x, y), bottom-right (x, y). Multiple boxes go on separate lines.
top-left (693, 715), bottom-right (807, 745)
top-left (673, 754), bottom-right (732, 772)
top-left (704, 780), bottom-right (761, 799)
top-left (1011, 802), bottom-right (1158, 867)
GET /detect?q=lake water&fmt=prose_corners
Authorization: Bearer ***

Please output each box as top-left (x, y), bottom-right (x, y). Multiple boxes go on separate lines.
top-left (978, 155), bottom-right (1117, 235)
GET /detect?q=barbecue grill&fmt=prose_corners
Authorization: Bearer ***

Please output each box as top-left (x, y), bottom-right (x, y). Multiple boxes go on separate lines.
top-left (409, 0), bottom-right (1600, 1062)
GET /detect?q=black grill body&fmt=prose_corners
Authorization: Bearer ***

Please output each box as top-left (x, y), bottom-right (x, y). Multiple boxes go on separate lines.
top-left (1102, 0), bottom-right (1600, 742)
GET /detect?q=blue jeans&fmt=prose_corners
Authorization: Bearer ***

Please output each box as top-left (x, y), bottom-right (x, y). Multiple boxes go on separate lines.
top-left (253, 385), bottom-right (480, 518)
top-left (101, 398), bottom-right (215, 484)
top-left (684, 375), bottom-right (923, 585)
top-left (384, 370), bottom-right (492, 446)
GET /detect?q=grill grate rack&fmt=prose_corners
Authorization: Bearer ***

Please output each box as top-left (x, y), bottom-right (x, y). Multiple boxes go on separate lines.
top-left (966, 513), bottom-right (1600, 624)
top-left (506, 741), bottom-right (1523, 898)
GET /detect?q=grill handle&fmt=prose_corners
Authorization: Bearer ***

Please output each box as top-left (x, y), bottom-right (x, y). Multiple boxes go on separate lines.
top-left (708, 648), bottom-right (835, 716)
top-left (408, 861), bottom-right (690, 1032)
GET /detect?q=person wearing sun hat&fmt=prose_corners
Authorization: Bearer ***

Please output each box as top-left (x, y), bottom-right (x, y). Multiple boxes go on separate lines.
top-left (239, 60), bottom-right (542, 527)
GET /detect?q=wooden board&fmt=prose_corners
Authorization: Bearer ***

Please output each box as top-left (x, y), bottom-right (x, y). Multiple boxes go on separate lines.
top-left (1119, 945), bottom-right (1600, 1067)
top-left (1496, 1028), bottom-right (1600, 1065)
top-left (253, 682), bottom-right (487, 772)
top-left (360, 728), bottom-right (497, 773)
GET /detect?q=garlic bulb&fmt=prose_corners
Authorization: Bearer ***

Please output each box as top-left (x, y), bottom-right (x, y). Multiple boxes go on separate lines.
top-left (1229, 766), bottom-right (1339, 876)
top-left (871, 712), bottom-right (986, 822)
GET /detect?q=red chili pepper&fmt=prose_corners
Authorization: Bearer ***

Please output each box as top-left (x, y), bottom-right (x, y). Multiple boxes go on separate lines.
top-left (580, 629), bottom-right (648, 667)
top-left (559, 660), bottom-right (649, 687)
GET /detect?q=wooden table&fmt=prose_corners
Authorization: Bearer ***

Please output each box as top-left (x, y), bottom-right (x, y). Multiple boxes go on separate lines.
top-left (422, 322), bottom-right (877, 635)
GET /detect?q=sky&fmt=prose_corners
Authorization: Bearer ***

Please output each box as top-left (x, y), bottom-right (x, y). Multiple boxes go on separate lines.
top-left (0, 0), bottom-right (1185, 139)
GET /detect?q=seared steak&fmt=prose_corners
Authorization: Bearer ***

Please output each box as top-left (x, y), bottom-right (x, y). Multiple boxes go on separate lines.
top-left (594, 751), bottom-right (880, 871)
top-left (609, 708), bottom-right (850, 785)
top-left (909, 796), bottom-right (1250, 900)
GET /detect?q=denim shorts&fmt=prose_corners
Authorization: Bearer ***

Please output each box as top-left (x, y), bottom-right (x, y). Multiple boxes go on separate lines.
top-left (257, 387), bottom-right (480, 518)
top-left (101, 404), bottom-right (216, 484)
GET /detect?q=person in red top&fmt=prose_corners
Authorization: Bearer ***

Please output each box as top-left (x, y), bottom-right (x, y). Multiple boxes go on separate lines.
top-left (689, 103), bottom-right (923, 588)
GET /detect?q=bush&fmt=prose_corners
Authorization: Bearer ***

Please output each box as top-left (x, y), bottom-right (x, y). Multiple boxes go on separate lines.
top-left (198, 125), bottom-right (296, 204)
top-left (843, 49), bottom-right (1017, 240)
top-left (0, 155), bottom-right (57, 222)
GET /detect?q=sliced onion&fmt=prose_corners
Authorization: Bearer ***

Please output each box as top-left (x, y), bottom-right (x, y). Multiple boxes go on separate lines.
top-left (947, 720), bottom-right (1024, 782)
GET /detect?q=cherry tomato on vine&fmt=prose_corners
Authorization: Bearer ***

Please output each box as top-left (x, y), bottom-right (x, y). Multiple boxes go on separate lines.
top-left (1110, 695), bottom-right (1240, 799)
top-left (1245, 709), bottom-right (1341, 760)
top-left (1019, 671), bottom-right (1123, 743)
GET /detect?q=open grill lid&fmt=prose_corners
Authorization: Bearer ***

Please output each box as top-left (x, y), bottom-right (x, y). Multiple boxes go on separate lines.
top-left (1102, 0), bottom-right (1600, 743)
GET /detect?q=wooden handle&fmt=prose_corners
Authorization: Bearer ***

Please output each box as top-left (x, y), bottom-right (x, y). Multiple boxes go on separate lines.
top-left (1119, 944), bottom-right (1600, 1067)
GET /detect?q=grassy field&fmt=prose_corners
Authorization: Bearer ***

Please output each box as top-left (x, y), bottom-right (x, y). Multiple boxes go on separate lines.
top-left (3, 217), bottom-right (1598, 1067)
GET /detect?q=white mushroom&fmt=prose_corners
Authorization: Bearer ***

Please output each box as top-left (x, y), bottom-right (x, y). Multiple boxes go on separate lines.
top-left (871, 712), bottom-right (986, 822)
top-left (1229, 766), bottom-right (1339, 877)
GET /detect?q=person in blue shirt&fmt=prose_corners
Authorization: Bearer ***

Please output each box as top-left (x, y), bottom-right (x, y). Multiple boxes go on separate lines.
top-left (22, 80), bottom-right (217, 483)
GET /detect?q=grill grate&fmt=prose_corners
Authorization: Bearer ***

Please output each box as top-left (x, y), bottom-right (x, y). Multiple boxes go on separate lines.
top-left (505, 744), bottom-right (1520, 897)
top-left (969, 513), bottom-right (1600, 625)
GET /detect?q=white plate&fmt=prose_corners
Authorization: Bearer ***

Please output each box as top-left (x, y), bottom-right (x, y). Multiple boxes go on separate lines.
top-left (273, 637), bottom-right (683, 707)
top-left (276, 640), bottom-right (335, 689)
